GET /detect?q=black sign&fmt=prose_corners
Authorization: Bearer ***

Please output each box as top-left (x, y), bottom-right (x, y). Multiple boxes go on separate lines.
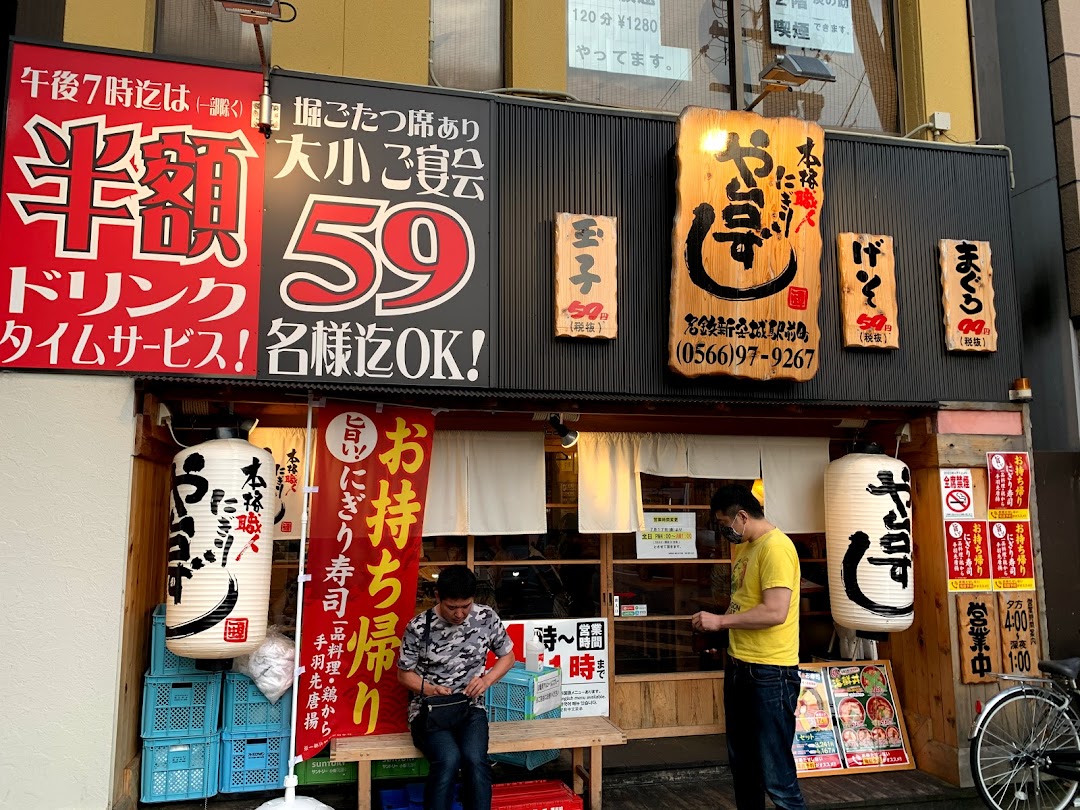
top-left (259, 76), bottom-right (493, 385)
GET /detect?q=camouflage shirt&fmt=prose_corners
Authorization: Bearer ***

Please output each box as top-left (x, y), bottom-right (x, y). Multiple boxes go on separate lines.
top-left (398, 603), bottom-right (513, 722)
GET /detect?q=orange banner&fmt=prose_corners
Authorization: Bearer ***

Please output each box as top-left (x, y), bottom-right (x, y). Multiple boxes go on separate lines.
top-left (297, 402), bottom-right (434, 760)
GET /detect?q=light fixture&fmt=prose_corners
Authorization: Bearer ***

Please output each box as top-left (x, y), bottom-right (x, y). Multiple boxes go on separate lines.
top-left (214, 0), bottom-right (284, 23)
top-left (548, 414), bottom-right (579, 449)
top-left (745, 54), bottom-right (836, 113)
top-left (1009, 377), bottom-right (1033, 402)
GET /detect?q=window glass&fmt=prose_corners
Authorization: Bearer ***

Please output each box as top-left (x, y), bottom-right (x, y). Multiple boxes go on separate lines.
top-left (740, 0), bottom-right (899, 131)
top-left (155, 0), bottom-right (265, 67)
top-left (615, 619), bottom-right (714, 674)
top-left (432, 0), bottom-right (503, 90)
top-left (567, 0), bottom-right (733, 113)
top-left (614, 562), bottom-right (729, 616)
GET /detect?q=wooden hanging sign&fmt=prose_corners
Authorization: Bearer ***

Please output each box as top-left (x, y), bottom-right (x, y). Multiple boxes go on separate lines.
top-left (939, 239), bottom-right (997, 352)
top-left (836, 233), bottom-right (898, 349)
top-left (997, 592), bottom-right (1040, 677)
top-left (957, 593), bottom-right (1002, 684)
top-left (669, 107), bottom-right (824, 381)
top-left (554, 213), bottom-right (618, 338)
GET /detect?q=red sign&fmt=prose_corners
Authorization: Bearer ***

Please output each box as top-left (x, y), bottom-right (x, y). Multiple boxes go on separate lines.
top-left (944, 520), bottom-right (991, 592)
top-left (0, 43), bottom-right (264, 374)
top-left (989, 520), bottom-right (1036, 591)
top-left (296, 402), bottom-right (435, 760)
top-left (987, 452), bottom-right (1031, 521)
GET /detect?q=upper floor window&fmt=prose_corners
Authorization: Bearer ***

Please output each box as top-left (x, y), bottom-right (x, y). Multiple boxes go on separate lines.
top-left (431, 0), bottom-right (504, 91)
top-left (155, 0), bottom-right (265, 68)
top-left (567, 0), bottom-right (899, 133)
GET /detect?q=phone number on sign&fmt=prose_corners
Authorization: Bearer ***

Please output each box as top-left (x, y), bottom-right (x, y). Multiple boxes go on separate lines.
top-left (676, 342), bottom-right (816, 370)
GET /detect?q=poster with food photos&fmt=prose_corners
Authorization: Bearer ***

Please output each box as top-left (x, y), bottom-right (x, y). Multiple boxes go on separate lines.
top-left (825, 661), bottom-right (912, 771)
top-left (791, 666), bottom-right (844, 775)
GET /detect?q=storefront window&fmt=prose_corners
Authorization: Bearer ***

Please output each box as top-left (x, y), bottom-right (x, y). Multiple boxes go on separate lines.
top-left (740, 0), bottom-right (899, 131)
top-left (567, 0), bottom-right (733, 114)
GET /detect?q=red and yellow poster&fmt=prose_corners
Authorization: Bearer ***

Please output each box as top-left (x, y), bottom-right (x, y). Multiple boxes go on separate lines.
top-left (944, 519), bottom-right (992, 591)
top-left (826, 663), bottom-right (912, 771)
top-left (989, 520), bottom-right (1036, 591)
top-left (0, 43), bottom-right (264, 373)
top-left (987, 452), bottom-right (1031, 521)
top-left (792, 667), bottom-right (844, 775)
top-left (296, 402), bottom-right (435, 760)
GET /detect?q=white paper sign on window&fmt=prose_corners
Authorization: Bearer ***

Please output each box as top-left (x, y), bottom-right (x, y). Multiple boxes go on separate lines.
top-left (567, 0), bottom-right (691, 81)
top-left (769, 0), bottom-right (854, 54)
top-left (635, 511), bottom-right (697, 559)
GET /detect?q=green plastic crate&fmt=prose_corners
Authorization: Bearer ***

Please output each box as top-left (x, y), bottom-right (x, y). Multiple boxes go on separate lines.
top-left (372, 758), bottom-right (429, 780)
top-left (295, 756), bottom-right (358, 786)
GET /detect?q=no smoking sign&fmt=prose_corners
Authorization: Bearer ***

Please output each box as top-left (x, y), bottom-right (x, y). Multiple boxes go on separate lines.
top-left (941, 468), bottom-right (975, 520)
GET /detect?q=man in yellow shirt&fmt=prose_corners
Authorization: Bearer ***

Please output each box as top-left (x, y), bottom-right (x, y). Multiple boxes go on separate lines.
top-left (692, 484), bottom-right (805, 810)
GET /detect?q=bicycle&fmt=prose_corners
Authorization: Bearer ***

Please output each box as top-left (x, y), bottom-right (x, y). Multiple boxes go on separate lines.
top-left (970, 657), bottom-right (1080, 810)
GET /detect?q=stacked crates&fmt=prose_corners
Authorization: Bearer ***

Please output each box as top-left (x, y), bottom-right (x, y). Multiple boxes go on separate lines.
top-left (491, 780), bottom-right (583, 810)
top-left (140, 606), bottom-right (222, 803)
top-left (484, 663), bottom-right (562, 770)
top-left (219, 671), bottom-right (293, 793)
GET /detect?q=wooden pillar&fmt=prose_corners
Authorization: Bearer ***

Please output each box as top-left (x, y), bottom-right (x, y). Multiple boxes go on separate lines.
top-left (887, 407), bottom-right (1029, 786)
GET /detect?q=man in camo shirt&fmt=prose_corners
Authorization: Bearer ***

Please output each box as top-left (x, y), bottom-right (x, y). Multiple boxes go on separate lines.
top-left (398, 565), bottom-right (516, 810)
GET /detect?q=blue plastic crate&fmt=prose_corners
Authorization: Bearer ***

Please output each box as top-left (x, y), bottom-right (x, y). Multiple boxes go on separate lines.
top-left (222, 671), bottom-right (292, 734)
top-left (149, 604), bottom-right (201, 677)
top-left (219, 731), bottom-right (289, 793)
top-left (378, 787), bottom-right (411, 810)
top-left (489, 708), bottom-right (561, 772)
top-left (485, 663), bottom-right (562, 722)
top-left (402, 783), bottom-right (460, 810)
top-left (141, 672), bottom-right (222, 739)
top-left (140, 734), bottom-right (219, 803)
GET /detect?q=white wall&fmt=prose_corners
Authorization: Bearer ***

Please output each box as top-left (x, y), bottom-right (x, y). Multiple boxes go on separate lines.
top-left (0, 373), bottom-right (135, 810)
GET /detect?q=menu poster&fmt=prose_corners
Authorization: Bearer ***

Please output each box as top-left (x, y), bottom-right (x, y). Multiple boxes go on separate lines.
top-left (792, 667), bottom-right (844, 775)
top-left (826, 662), bottom-right (912, 771)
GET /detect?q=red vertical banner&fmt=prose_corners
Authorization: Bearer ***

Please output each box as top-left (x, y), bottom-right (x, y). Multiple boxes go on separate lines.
top-left (944, 520), bottom-right (992, 592)
top-left (296, 402), bottom-right (435, 760)
top-left (0, 43), bottom-right (264, 374)
top-left (986, 452), bottom-right (1031, 521)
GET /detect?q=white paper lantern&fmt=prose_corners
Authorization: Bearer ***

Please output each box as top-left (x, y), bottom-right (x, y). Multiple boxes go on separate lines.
top-left (825, 450), bottom-right (914, 634)
top-left (165, 437), bottom-right (278, 659)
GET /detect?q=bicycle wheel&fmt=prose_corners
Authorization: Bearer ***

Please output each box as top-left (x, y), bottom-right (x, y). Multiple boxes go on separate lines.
top-left (971, 687), bottom-right (1080, 810)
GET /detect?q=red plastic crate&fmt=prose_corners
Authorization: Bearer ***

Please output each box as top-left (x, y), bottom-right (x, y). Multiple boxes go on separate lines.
top-left (491, 780), bottom-right (582, 810)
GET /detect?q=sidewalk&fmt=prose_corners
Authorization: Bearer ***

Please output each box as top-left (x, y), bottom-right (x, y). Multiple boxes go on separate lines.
top-left (162, 742), bottom-right (983, 810)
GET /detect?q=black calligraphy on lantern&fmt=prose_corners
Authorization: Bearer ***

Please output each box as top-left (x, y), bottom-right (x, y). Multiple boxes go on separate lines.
top-left (841, 466), bottom-right (914, 617)
top-left (954, 242), bottom-right (984, 315)
top-left (852, 238), bottom-right (884, 308)
top-left (168, 452), bottom-right (210, 604)
top-left (966, 600), bottom-right (994, 678)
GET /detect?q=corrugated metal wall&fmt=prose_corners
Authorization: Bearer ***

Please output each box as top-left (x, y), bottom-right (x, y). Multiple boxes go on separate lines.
top-left (493, 101), bottom-right (1022, 406)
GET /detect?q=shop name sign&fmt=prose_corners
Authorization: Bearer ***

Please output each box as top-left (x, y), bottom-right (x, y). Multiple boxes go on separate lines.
top-left (669, 108), bottom-right (824, 381)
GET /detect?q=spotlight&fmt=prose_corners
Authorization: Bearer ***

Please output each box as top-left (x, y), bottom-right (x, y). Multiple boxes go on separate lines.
top-left (548, 414), bottom-right (579, 449)
top-left (745, 54), bottom-right (836, 112)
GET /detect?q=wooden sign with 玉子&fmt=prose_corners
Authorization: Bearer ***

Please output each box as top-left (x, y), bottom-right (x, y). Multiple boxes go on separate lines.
top-left (957, 593), bottom-right (1002, 684)
top-left (997, 592), bottom-right (1040, 677)
top-left (836, 233), bottom-right (898, 349)
top-left (554, 213), bottom-right (617, 339)
top-left (939, 239), bottom-right (997, 352)
top-left (669, 107), bottom-right (824, 381)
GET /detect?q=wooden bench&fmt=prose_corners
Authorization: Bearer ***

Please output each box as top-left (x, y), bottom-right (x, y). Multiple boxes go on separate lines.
top-left (331, 716), bottom-right (626, 809)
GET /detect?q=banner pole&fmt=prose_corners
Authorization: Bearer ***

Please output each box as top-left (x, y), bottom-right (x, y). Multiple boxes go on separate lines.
top-left (282, 393), bottom-right (317, 802)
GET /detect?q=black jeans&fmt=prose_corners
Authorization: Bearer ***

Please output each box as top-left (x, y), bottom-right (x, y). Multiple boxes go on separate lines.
top-left (411, 707), bottom-right (491, 810)
top-left (724, 657), bottom-right (807, 810)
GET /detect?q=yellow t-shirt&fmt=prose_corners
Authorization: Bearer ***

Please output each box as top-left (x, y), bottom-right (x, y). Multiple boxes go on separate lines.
top-left (727, 527), bottom-right (801, 666)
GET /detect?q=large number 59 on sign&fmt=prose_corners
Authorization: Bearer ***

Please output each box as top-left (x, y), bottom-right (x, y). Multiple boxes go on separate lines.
top-left (280, 195), bottom-right (475, 315)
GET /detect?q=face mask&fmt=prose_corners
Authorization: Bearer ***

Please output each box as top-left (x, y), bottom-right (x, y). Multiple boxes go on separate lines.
top-left (720, 513), bottom-right (745, 543)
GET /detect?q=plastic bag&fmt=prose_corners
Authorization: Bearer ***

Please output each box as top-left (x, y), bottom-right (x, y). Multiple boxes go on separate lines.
top-left (234, 627), bottom-right (296, 704)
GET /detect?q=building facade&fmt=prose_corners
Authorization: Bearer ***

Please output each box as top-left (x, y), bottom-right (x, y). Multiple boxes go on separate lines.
top-left (1, 2), bottom-right (1077, 809)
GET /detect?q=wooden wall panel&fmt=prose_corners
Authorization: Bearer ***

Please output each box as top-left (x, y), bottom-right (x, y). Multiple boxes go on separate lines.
top-left (111, 456), bottom-right (171, 810)
top-left (612, 673), bottom-right (725, 739)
